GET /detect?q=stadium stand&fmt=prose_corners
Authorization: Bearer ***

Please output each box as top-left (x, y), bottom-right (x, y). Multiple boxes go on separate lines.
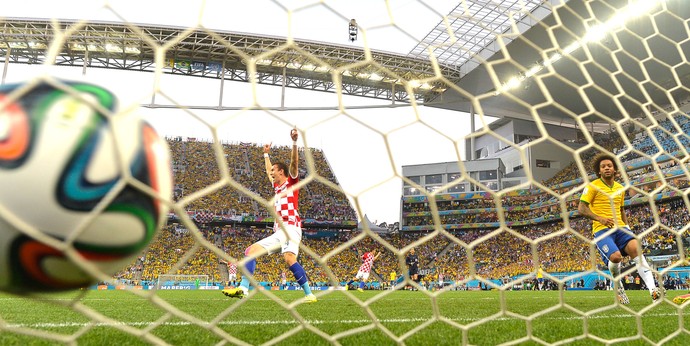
top-left (116, 117), bottom-right (689, 290)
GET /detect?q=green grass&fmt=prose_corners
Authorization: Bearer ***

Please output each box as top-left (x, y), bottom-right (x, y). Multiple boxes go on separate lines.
top-left (0, 289), bottom-right (689, 345)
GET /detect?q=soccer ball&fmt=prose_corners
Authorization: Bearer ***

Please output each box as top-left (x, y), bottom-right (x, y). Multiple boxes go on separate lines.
top-left (0, 81), bottom-right (172, 292)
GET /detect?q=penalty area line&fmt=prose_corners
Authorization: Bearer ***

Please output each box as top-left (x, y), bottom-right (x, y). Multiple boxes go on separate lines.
top-left (3, 311), bottom-right (685, 330)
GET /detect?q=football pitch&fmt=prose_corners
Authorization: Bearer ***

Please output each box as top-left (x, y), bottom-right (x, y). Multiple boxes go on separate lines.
top-left (1, 289), bottom-right (689, 345)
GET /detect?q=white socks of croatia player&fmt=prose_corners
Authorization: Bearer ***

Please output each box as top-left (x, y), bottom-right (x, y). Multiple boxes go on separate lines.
top-left (608, 256), bottom-right (656, 293)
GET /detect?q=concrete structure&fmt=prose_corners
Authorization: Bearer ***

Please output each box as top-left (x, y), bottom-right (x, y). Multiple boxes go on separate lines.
top-left (401, 158), bottom-right (505, 196)
top-left (466, 118), bottom-right (585, 188)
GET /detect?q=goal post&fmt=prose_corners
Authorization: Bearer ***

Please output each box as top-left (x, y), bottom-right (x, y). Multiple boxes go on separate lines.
top-left (155, 274), bottom-right (210, 290)
top-left (1, 0), bottom-right (689, 345)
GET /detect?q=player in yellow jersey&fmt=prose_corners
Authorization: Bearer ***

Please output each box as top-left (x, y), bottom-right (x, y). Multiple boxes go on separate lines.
top-left (536, 267), bottom-right (544, 291)
top-left (578, 153), bottom-right (663, 304)
top-left (389, 270), bottom-right (397, 290)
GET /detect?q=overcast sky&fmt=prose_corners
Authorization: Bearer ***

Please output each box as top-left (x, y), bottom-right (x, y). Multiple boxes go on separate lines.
top-left (2, 0), bottom-right (498, 224)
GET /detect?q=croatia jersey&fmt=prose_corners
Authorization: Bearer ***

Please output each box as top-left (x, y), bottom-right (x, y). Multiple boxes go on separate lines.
top-left (359, 252), bottom-right (375, 273)
top-left (274, 175), bottom-right (301, 227)
top-left (228, 263), bottom-right (237, 275)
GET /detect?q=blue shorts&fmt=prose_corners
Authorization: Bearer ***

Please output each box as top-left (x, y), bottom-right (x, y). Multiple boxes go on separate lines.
top-left (594, 228), bottom-right (635, 265)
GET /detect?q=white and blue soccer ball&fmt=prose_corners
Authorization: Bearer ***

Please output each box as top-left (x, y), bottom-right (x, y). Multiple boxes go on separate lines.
top-left (0, 81), bottom-right (172, 292)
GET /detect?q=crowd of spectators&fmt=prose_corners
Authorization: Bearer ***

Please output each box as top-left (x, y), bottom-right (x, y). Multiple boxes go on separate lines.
top-left (109, 219), bottom-right (616, 287)
top-left (115, 194), bottom-right (689, 287)
top-left (402, 115), bottom-right (689, 234)
top-left (114, 113), bottom-right (690, 288)
top-left (617, 114), bottom-right (690, 163)
top-left (169, 139), bottom-right (356, 222)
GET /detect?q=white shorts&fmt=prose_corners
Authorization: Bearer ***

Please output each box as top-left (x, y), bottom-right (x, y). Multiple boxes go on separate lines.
top-left (228, 274), bottom-right (237, 281)
top-left (256, 223), bottom-right (302, 256)
top-left (355, 271), bottom-right (370, 281)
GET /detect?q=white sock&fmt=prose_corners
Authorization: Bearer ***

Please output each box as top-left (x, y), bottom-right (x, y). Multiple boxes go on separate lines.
top-left (608, 261), bottom-right (623, 289)
top-left (637, 255), bottom-right (656, 293)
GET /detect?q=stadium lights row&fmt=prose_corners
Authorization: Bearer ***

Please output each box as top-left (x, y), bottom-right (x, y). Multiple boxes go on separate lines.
top-left (3, 44), bottom-right (444, 93)
top-left (69, 43), bottom-right (141, 54)
top-left (495, 0), bottom-right (668, 95)
top-left (0, 41), bottom-right (47, 49)
top-left (0, 40), bottom-right (142, 55)
top-left (255, 58), bottom-right (443, 91)
top-left (0, 46), bottom-right (443, 92)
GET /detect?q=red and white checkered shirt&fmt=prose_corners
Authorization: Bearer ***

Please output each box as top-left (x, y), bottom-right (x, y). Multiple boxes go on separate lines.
top-left (274, 175), bottom-right (301, 227)
top-left (228, 263), bottom-right (237, 275)
top-left (359, 252), bottom-right (375, 273)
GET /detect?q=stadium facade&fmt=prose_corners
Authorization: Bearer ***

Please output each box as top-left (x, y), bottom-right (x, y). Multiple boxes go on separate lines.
top-left (466, 117), bottom-right (585, 186)
top-left (401, 118), bottom-right (585, 227)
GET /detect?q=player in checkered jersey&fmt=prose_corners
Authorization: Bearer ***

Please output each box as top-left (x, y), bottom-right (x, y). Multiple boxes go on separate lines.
top-left (223, 128), bottom-right (317, 303)
top-left (345, 249), bottom-right (381, 292)
top-left (227, 262), bottom-right (237, 286)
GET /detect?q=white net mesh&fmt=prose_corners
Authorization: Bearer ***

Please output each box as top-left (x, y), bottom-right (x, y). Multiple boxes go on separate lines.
top-left (0, 0), bottom-right (689, 345)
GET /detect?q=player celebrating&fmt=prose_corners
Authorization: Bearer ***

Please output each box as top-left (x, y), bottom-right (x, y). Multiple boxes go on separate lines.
top-left (578, 153), bottom-right (663, 304)
top-left (281, 271), bottom-right (287, 290)
top-left (437, 270), bottom-right (445, 290)
top-left (222, 128), bottom-right (316, 303)
top-left (405, 248), bottom-right (420, 290)
top-left (345, 249), bottom-right (381, 292)
top-left (228, 262), bottom-right (237, 286)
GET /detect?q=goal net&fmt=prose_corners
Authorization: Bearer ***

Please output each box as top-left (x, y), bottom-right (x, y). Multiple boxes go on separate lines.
top-left (0, 0), bottom-right (689, 345)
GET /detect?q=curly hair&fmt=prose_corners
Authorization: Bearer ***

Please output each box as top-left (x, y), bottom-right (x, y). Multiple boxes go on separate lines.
top-left (591, 153), bottom-right (618, 178)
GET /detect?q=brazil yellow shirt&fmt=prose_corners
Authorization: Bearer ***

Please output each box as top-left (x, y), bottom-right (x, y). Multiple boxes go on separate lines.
top-left (579, 178), bottom-right (627, 234)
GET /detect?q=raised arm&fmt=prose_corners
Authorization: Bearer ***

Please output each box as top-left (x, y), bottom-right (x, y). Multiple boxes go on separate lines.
top-left (263, 143), bottom-right (273, 184)
top-left (289, 128), bottom-right (299, 178)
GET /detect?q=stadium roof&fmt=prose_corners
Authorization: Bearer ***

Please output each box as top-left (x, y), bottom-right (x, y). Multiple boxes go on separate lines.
top-left (1, 0), bottom-right (687, 133)
top-left (0, 17), bottom-right (462, 105)
top-left (408, 0), bottom-right (556, 77)
top-left (0, 1), bottom-right (558, 99)
top-left (432, 0), bottom-right (690, 130)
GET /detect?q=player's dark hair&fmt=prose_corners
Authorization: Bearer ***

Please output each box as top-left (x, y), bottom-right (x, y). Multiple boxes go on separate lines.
top-left (274, 161), bottom-right (289, 176)
top-left (592, 153), bottom-right (618, 178)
